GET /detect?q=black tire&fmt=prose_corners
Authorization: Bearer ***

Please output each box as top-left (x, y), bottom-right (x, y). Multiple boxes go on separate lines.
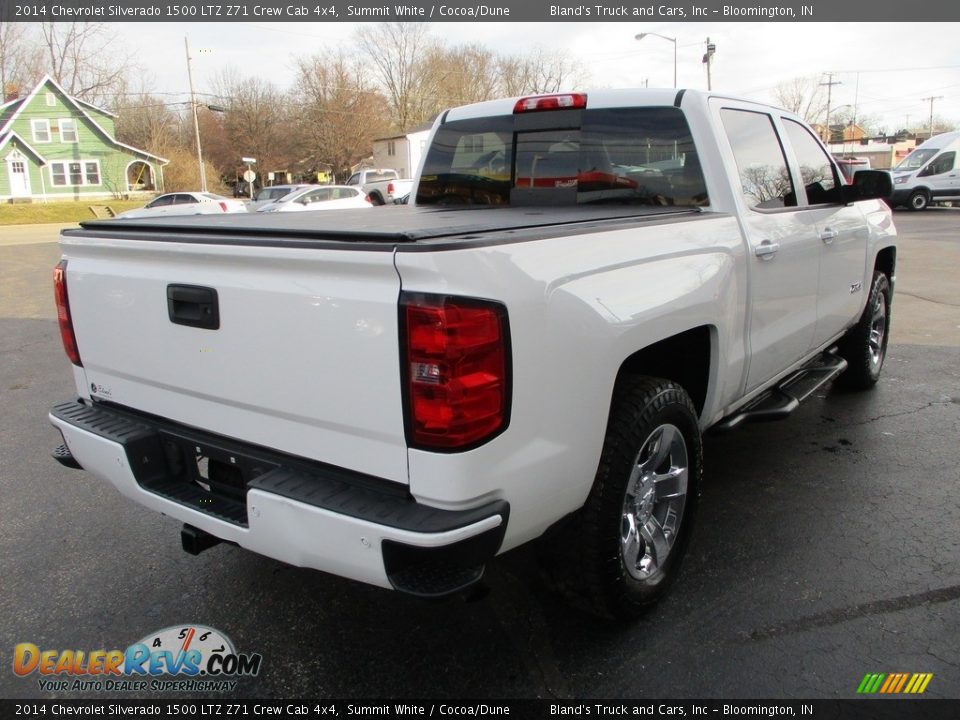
top-left (908, 189), bottom-right (929, 211)
top-left (368, 193), bottom-right (385, 206)
top-left (559, 377), bottom-right (702, 618)
top-left (837, 271), bottom-right (891, 390)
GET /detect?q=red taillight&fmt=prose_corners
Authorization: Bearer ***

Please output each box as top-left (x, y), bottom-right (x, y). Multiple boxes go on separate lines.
top-left (513, 93), bottom-right (587, 114)
top-left (401, 294), bottom-right (510, 450)
top-left (387, 182), bottom-right (395, 194)
top-left (53, 259), bottom-right (82, 366)
top-left (218, 201), bottom-right (228, 212)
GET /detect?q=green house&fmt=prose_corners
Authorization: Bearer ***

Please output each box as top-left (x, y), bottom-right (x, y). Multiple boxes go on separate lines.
top-left (0, 75), bottom-right (167, 202)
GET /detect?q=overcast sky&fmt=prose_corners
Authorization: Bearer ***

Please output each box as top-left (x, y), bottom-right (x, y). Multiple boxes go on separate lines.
top-left (120, 21), bottom-right (959, 133)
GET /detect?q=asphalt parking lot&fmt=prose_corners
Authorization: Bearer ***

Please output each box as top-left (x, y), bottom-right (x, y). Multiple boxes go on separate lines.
top-left (1, 210), bottom-right (957, 700)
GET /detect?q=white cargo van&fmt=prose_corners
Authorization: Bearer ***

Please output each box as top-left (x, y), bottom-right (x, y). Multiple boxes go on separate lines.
top-left (890, 131), bottom-right (960, 210)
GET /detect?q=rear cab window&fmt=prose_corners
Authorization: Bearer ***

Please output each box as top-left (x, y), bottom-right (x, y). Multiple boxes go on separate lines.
top-left (416, 107), bottom-right (708, 208)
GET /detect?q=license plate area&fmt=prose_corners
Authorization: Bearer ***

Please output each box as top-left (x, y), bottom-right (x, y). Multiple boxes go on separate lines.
top-left (148, 431), bottom-right (280, 526)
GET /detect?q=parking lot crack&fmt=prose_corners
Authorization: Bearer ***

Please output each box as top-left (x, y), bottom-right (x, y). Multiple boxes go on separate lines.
top-left (747, 585), bottom-right (960, 641)
top-left (850, 400), bottom-right (953, 427)
top-left (896, 290), bottom-right (960, 308)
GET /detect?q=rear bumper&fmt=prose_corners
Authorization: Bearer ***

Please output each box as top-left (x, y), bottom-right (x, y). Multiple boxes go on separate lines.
top-left (50, 399), bottom-right (508, 597)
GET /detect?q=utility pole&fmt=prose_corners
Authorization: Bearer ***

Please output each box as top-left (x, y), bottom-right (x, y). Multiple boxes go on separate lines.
top-left (820, 72), bottom-right (842, 144)
top-left (185, 35), bottom-right (207, 192)
top-left (921, 95), bottom-right (943, 140)
top-left (702, 38), bottom-right (716, 91)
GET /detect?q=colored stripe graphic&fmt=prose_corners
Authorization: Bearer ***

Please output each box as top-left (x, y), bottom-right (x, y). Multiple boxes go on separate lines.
top-left (858, 672), bottom-right (932, 694)
top-left (893, 673), bottom-right (909, 693)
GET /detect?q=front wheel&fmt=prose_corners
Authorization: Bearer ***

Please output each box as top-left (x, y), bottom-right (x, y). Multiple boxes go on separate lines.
top-left (908, 189), bottom-right (930, 211)
top-left (837, 271), bottom-right (891, 390)
top-left (568, 377), bottom-right (702, 618)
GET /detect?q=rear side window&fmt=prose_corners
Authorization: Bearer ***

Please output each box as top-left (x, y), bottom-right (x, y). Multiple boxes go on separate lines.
top-left (366, 170), bottom-right (397, 182)
top-left (417, 107), bottom-right (707, 207)
top-left (782, 119), bottom-right (841, 205)
top-left (919, 151), bottom-right (955, 177)
top-left (720, 109), bottom-right (796, 210)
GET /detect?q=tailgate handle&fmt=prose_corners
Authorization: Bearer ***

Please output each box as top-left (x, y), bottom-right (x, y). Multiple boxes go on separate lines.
top-left (167, 285), bottom-right (220, 330)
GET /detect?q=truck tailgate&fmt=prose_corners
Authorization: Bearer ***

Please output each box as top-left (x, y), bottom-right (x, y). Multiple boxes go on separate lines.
top-left (60, 232), bottom-right (408, 484)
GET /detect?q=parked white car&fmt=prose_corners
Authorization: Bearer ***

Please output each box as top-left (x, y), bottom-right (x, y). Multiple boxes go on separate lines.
top-left (116, 192), bottom-right (247, 219)
top-left (256, 185), bottom-right (371, 213)
top-left (246, 184), bottom-right (312, 212)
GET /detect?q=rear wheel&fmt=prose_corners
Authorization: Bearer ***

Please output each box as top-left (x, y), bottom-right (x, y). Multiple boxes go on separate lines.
top-left (563, 377), bottom-right (702, 618)
top-left (837, 271), bottom-right (891, 390)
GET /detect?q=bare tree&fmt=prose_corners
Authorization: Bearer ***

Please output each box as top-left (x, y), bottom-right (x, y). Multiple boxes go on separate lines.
top-left (419, 43), bottom-right (500, 113)
top-left (0, 22), bottom-right (44, 99)
top-left (354, 23), bottom-right (435, 131)
top-left (212, 70), bottom-right (295, 182)
top-left (294, 51), bottom-right (391, 180)
top-left (112, 81), bottom-right (181, 156)
top-left (496, 48), bottom-right (587, 96)
top-left (773, 76), bottom-right (827, 125)
top-left (38, 22), bottom-right (134, 105)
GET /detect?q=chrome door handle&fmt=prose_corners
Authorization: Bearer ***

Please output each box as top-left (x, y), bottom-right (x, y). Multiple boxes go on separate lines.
top-left (754, 240), bottom-right (780, 259)
top-left (820, 228), bottom-right (839, 244)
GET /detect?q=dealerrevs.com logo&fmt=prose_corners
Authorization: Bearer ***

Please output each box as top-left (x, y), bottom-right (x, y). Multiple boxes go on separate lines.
top-left (13, 625), bottom-right (262, 693)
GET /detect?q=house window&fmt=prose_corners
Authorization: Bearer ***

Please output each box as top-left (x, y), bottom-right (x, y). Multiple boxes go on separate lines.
top-left (387, 141), bottom-right (396, 156)
top-left (31, 119), bottom-right (51, 143)
top-left (46, 92), bottom-right (56, 107)
top-left (50, 160), bottom-right (102, 187)
top-left (60, 119), bottom-right (78, 143)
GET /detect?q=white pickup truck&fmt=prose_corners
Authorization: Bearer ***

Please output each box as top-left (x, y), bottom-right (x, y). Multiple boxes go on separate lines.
top-left (345, 168), bottom-right (413, 205)
top-left (50, 89), bottom-right (896, 617)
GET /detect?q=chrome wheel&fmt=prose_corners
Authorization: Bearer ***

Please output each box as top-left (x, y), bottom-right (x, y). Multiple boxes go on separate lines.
top-left (620, 423), bottom-right (689, 581)
top-left (868, 291), bottom-right (887, 368)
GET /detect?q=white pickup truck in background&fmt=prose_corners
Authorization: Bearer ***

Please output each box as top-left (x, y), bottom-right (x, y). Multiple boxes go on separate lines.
top-left (345, 167), bottom-right (413, 205)
top-left (50, 89), bottom-right (895, 618)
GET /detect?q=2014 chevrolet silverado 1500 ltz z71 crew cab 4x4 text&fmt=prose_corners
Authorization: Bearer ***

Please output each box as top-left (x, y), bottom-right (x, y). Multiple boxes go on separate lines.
top-left (50, 89), bottom-right (896, 618)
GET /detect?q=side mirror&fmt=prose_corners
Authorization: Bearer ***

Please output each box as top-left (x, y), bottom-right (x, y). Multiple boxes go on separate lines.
top-left (842, 169), bottom-right (893, 204)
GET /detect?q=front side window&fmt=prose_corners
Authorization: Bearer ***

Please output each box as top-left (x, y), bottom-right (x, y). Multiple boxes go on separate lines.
top-left (782, 119), bottom-right (841, 205)
top-left (720, 108), bottom-right (796, 210)
top-left (146, 195), bottom-right (174, 208)
top-left (31, 119), bottom-right (51, 143)
top-left (417, 107), bottom-right (707, 208)
top-left (894, 148), bottom-right (937, 172)
top-left (60, 119), bottom-right (79, 143)
top-left (303, 188), bottom-right (333, 203)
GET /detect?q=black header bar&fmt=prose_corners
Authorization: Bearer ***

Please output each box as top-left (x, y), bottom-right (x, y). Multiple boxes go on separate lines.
top-left (1, 0), bottom-right (958, 23)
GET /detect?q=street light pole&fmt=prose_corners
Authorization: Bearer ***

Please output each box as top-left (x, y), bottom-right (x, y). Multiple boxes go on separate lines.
top-left (184, 35), bottom-right (207, 192)
top-left (635, 32), bottom-right (677, 89)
